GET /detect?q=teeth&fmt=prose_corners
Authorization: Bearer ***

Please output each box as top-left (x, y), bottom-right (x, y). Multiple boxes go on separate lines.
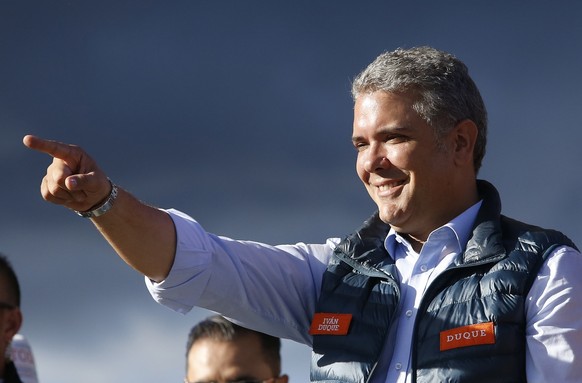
top-left (378, 181), bottom-right (402, 190)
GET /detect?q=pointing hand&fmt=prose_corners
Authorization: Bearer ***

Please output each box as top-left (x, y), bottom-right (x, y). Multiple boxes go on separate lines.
top-left (23, 135), bottom-right (112, 213)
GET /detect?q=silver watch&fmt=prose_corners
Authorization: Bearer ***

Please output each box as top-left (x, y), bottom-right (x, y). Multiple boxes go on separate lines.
top-left (75, 181), bottom-right (119, 218)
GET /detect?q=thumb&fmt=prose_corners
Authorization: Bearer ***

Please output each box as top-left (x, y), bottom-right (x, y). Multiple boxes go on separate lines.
top-left (66, 172), bottom-right (111, 202)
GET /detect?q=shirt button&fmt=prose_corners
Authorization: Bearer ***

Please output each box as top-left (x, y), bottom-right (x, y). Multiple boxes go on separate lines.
top-left (405, 310), bottom-right (413, 317)
top-left (395, 362), bottom-right (402, 370)
top-left (420, 264), bottom-right (427, 272)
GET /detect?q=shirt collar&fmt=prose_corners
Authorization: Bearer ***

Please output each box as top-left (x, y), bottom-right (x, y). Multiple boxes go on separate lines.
top-left (385, 200), bottom-right (483, 260)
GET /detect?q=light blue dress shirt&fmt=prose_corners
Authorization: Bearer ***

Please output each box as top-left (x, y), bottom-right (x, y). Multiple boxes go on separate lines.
top-left (147, 205), bottom-right (582, 382)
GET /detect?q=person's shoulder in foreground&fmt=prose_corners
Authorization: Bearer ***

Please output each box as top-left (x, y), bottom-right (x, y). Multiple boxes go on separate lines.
top-left (0, 253), bottom-right (29, 383)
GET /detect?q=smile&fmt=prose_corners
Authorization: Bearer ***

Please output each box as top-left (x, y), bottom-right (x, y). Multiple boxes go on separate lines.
top-left (374, 179), bottom-right (406, 197)
top-left (377, 179), bottom-right (405, 191)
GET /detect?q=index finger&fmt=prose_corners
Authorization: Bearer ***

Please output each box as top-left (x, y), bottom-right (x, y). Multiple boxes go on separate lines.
top-left (23, 134), bottom-right (79, 161)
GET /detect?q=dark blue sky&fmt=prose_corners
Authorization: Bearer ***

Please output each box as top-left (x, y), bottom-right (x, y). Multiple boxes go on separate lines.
top-left (1, 1), bottom-right (581, 382)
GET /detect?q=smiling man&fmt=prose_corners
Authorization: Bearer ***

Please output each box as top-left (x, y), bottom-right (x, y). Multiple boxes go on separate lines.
top-left (352, 90), bottom-right (479, 249)
top-left (24, 46), bottom-right (582, 382)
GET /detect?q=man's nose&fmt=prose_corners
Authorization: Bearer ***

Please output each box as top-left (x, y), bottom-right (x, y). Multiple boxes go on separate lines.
top-left (363, 145), bottom-right (390, 173)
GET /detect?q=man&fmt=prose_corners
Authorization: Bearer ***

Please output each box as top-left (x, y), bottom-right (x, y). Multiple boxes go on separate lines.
top-left (0, 254), bottom-right (25, 383)
top-left (185, 315), bottom-right (288, 383)
top-left (23, 46), bottom-right (582, 382)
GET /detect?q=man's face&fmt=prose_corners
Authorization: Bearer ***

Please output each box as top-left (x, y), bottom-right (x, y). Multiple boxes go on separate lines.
top-left (186, 334), bottom-right (280, 383)
top-left (353, 91), bottom-right (459, 238)
top-left (0, 283), bottom-right (21, 375)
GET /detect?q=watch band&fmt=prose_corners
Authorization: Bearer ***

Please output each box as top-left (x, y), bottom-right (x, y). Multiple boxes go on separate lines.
top-left (75, 180), bottom-right (118, 218)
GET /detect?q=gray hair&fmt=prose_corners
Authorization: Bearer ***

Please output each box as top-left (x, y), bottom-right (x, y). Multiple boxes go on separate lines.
top-left (351, 46), bottom-right (487, 173)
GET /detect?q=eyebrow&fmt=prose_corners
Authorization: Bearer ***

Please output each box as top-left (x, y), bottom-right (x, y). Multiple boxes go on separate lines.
top-left (351, 125), bottom-right (411, 143)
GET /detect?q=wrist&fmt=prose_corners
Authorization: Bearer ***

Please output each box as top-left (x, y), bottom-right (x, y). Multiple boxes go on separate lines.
top-left (75, 179), bottom-right (119, 218)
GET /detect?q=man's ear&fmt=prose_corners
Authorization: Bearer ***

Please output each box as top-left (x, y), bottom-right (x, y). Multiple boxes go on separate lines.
top-left (451, 119), bottom-right (478, 167)
top-left (277, 374), bottom-right (289, 383)
top-left (3, 308), bottom-right (23, 343)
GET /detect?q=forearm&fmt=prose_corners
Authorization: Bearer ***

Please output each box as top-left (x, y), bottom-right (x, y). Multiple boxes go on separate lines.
top-left (91, 187), bottom-right (176, 282)
top-left (22, 135), bottom-right (178, 281)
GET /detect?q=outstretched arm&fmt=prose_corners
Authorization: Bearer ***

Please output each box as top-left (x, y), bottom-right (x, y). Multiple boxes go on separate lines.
top-left (22, 135), bottom-right (175, 282)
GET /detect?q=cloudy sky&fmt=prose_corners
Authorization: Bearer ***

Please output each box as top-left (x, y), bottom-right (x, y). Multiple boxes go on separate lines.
top-left (1, 1), bottom-right (582, 382)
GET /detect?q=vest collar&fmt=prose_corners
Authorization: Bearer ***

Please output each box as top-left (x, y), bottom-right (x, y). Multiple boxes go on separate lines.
top-left (463, 180), bottom-right (507, 264)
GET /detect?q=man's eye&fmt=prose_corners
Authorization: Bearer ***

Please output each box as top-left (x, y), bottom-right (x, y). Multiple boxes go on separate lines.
top-left (353, 142), bottom-right (368, 151)
top-left (386, 134), bottom-right (409, 143)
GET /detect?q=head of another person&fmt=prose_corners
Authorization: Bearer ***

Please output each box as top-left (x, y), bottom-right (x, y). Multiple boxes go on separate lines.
top-left (350, 46), bottom-right (488, 238)
top-left (0, 254), bottom-right (23, 373)
top-left (185, 315), bottom-right (289, 383)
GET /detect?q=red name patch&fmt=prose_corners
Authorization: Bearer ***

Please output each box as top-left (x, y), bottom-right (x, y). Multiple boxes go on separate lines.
top-left (440, 321), bottom-right (496, 351)
top-left (309, 313), bottom-right (352, 335)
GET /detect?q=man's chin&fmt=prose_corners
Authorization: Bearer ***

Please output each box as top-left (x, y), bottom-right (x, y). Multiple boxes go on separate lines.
top-left (378, 214), bottom-right (392, 225)
top-left (378, 207), bottom-right (407, 230)
top-left (378, 210), bottom-right (396, 226)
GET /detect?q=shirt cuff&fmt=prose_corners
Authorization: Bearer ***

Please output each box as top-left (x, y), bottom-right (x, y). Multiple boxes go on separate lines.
top-left (145, 208), bottom-right (213, 313)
